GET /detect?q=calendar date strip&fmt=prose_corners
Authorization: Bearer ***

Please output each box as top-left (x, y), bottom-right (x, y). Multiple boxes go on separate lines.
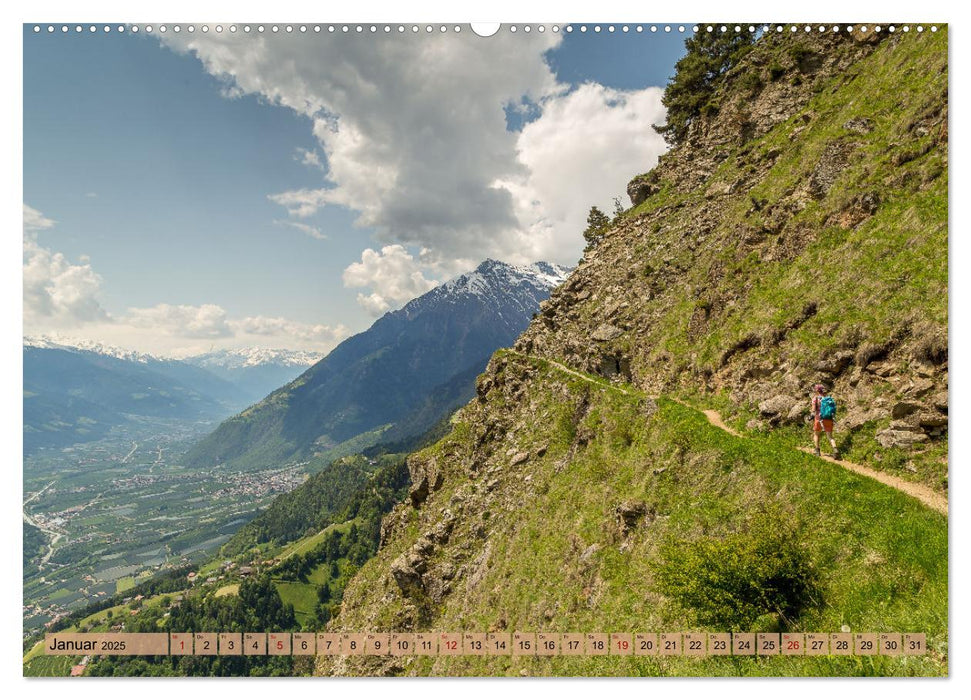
top-left (45, 631), bottom-right (926, 657)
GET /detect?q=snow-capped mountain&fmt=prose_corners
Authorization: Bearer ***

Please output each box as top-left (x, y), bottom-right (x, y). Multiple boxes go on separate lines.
top-left (23, 337), bottom-right (327, 408)
top-left (23, 339), bottom-right (249, 454)
top-left (23, 335), bottom-right (163, 364)
top-left (408, 260), bottom-right (570, 326)
top-left (187, 259), bottom-right (571, 469)
top-left (186, 347), bottom-right (323, 370)
top-left (182, 348), bottom-right (324, 403)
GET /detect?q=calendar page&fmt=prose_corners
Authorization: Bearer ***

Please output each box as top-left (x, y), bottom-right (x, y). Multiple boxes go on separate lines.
top-left (22, 19), bottom-right (948, 680)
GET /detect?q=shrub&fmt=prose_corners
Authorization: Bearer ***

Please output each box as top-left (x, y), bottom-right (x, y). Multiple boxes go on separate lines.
top-left (656, 510), bottom-right (821, 629)
top-left (788, 44), bottom-right (815, 68)
top-left (741, 72), bottom-right (764, 96)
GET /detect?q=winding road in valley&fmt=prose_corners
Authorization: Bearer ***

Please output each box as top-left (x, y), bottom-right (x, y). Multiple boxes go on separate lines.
top-left (23, 481), bottom-right (64, 568)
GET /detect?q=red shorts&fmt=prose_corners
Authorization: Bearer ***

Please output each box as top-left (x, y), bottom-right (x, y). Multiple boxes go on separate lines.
top-left (814, 418), bottom-right (834, 433)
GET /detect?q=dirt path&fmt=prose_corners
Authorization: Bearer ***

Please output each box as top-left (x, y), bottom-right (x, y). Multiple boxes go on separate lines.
top-left (697, 405), bottom-right (948, 516)
top-left (509, 351), bottom-right (630, 396)
top-left (512, 353), bottom-right (946, 515)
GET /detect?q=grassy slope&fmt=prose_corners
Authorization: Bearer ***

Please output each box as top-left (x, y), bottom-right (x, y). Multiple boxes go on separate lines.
top-left (673, 30), bottom-right (948, 489)
top-left (639, 31), bottom-right (947, 365)
top-left (326, 354), bottom-right (946, 676)
top-left (531, 29), bottom-right (947, 492)
top-left (271, 521), bottom-right (355, 627)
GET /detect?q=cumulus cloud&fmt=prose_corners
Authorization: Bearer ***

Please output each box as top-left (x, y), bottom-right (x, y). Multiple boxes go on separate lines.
top-left (23, 205), bottom-right (108, 328)
top-left (22, 204), bottom-right (345, 353)
top-left (108, 305), bottom-right (348, 353)
top-left (160, 32), bottom-right (669, 308)
top-left (232, 315), bottom-right (348, 343)
top-left (496, 83), bottom-right (668, 263)
top-left (123, 303), bottom-right (233, 339)
top-left (295, 147), bottom-right (323, 170)
top-left (24, 204), bottom-right (56, 232)
top-left (161, 30), bottom-right (562, 266)
top-left (342, 245), bottom-right (439, 316)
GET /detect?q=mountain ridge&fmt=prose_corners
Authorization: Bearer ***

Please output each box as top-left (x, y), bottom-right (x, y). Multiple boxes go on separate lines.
top-left (184, 259), bottom-right (570, 470)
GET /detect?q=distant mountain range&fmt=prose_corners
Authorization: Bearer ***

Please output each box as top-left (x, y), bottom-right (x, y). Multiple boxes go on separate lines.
top-left (22, 339), bottom-right (323, 454)
top-left (185, 260), bottom-right (570, 469)
top-left (183, 348), bottom-right (323, 402)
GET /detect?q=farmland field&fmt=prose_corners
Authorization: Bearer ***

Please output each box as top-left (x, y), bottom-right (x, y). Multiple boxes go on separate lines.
top-left (23, 417), bottom-right (308, 637)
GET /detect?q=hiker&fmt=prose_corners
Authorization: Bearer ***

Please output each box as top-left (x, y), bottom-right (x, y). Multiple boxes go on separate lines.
top-left (810, 383), bottom-right (839, 459)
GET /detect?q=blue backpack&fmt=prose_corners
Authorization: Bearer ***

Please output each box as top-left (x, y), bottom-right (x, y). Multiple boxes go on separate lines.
top-left (820, 396), bottom-right (837, 420)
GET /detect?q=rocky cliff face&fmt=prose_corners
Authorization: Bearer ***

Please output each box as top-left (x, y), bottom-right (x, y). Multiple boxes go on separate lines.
top-left (318, 28), bottom-right (948, 676)
top-left (517, 28), bottom-right (947, 470)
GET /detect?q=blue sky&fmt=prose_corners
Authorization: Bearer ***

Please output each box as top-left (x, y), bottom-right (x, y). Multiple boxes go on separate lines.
top-left (23, 24), bottom-right (687, 355)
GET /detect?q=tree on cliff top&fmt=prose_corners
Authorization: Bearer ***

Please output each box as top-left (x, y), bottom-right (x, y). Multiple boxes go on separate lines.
top-left (654, 28), bottom-right (756, 145)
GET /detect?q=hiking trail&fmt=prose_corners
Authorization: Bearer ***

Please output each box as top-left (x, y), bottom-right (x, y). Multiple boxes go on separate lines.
top-left (695, 404), bottom-right (948, 516)
top-left (510, 351), bottom-right (947, 516)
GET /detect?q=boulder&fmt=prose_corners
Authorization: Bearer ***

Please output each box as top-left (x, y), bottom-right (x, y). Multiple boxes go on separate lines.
top-left (627, 175), bottom-right (660, 206)
top-left (390, 553), bottom-right (425, 592)
top-left (758, 394), bottom-right (797, 418)
top-left (509, 451), bottom-right (529, 466)
top-left (814, 350), bottom-right (854, 374)
top-left (413, 537), bottom-right (434, 556)
top-left (917, 411), bottom-right (948, 428)
top-left (891, 401), bottom-right (923, 419)
top-left (866, 361), bottom-right (895, 377)
top-left (907, 378), bottom-right (935, 398)
top-left (840, 406), bottom-right (887, 431)
top-left (786, 403), bottom-right (807, 424)
top-left (615, 501), bottom-right (655, 535)
top-left (591, 324), bottom-right (624, 342)
top-left (876, 428), bottom-right (929, 449)
top-left (408, 455), bottom-right (444, 508)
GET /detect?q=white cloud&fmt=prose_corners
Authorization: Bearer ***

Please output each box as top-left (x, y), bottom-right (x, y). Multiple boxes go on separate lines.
top-left (342, 245), bottom-right (439, 316)
top-left (295, 147), bottom-right (323, 170)
top-left (160, 31), bottom-right (562, 267)
top-left (123, 303), bottom-right (233, 339)
top-left (24, 204), bottom-right (55, 232)
top-left (109, 305), bottom-right (349, 354)
top-left (159, 33), bottom-right (670, 308)
top-left (23, 205), bottom-right (108, 328)
top-left (232, 315), bottom-right (348, 343)
top-left (267, 188), bottom-right (331, 218)
top-left (22, 204), bottom-right (348, 355)
top-left (496, 83), bottom-right (668, 263)
top-left (275, 220), bottom-right (326, 240)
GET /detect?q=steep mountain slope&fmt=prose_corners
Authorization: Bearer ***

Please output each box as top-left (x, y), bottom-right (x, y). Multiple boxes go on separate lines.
top-left (321, 28), bottom-right (947, 677)
top-left (185, 260), bottom-right (569, 469)
top-left (23, 344), bottom-right (247, 453)
top-left (183, 348), bottom-right (323, 404)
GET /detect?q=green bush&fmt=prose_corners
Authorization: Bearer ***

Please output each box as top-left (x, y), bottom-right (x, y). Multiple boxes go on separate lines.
top-left (656, 510), bottom-right (821, 630)
top-left (740, 72), bottom-right (764, 96)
